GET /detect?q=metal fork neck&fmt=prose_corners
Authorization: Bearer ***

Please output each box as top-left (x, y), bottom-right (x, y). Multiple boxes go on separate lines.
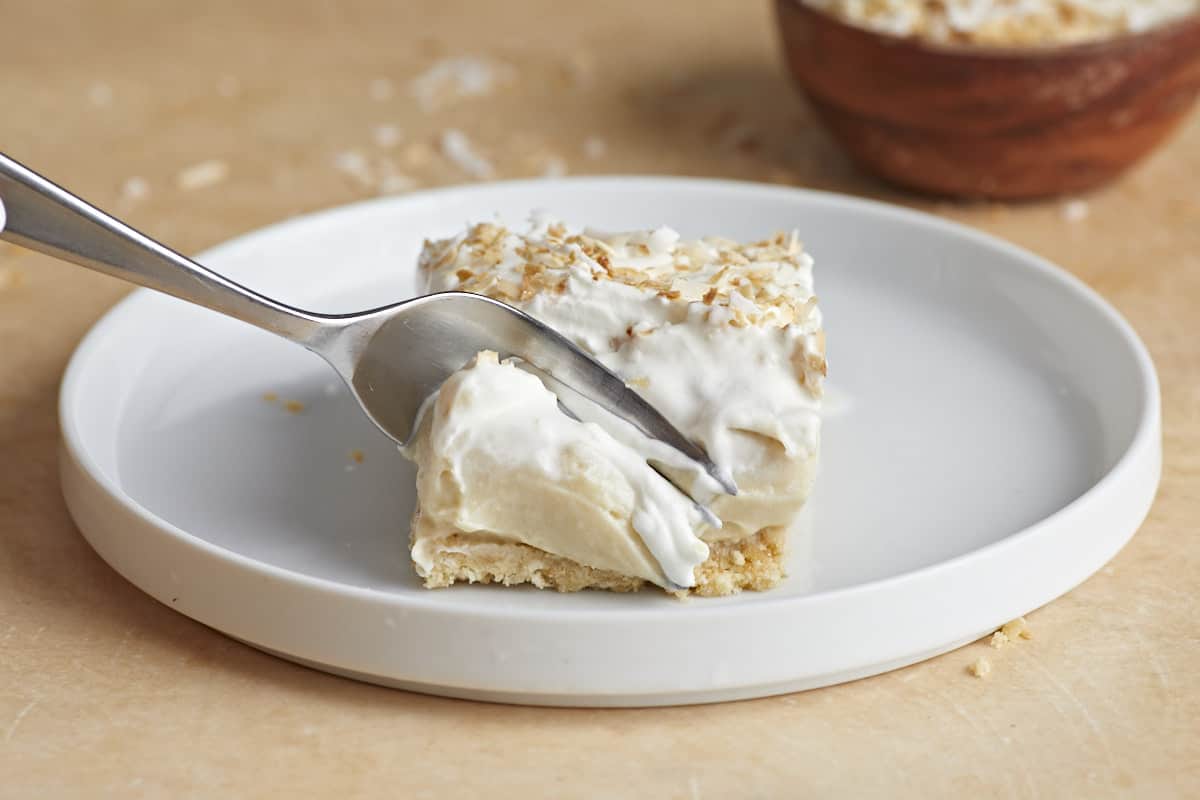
top-left (0, 153), bottom-right (327, 346)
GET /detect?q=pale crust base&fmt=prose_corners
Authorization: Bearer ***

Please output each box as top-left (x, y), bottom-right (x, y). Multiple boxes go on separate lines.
top-left (418, 527), bottom-right (787, 597)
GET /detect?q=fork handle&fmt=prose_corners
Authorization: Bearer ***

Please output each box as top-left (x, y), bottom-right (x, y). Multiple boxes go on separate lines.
top-left (0, 152), bottom-right (326, 344)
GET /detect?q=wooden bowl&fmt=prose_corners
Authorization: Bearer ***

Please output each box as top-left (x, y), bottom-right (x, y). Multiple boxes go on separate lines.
top-left (775, 1), bottom-right (1200, 199)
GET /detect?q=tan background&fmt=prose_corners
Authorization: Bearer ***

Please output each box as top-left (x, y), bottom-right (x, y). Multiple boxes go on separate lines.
top-left (2, 1), bottom-right (1198, 796)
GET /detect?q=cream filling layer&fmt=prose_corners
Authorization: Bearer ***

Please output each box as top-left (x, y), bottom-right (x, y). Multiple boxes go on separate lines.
top-left (408, 352), bottom-right (710, 589)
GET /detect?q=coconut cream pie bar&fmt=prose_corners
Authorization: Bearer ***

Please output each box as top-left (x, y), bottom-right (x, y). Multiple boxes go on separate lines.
top-left (403, 217), bottom-right (825, 596)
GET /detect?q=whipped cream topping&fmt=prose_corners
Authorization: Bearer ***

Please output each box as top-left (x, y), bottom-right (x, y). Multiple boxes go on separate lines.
top-left (413, 217), bottom-right (824, 588)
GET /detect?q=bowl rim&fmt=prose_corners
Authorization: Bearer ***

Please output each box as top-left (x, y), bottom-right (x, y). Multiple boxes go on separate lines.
top-left (779, 0), bottom-right (1200, 61)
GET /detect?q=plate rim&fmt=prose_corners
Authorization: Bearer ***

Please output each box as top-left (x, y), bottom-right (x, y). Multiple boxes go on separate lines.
top-left (59, 176), bottom-right (1161, 623)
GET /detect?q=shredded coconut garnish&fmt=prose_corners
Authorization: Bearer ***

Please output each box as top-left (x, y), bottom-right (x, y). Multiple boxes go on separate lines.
top-left (804, 0), bottom-right (1198, 45)
top-left (373, 124), bottom-right (402, 149)
top-left (378, 161), bottom-right (417, 194)
top-left (0, 266), bottom-right (23, 292)
top-left (120, 176), bottom-right (150, 202)
top-left (411, 57), bottom-right (514, 111)
top-left (333, 150), bottom-right (374, 187)
top-left (540, 155), bottom-right (568, 178)
top-left (1001, 617), bottom-right (1033, 640)
top-left (331, 151), bottom-right (415, 194)
top-left (175, 160), bottom-right (229, 191)
top-left (439, 129), bottom-right (494, 179)
top-left (1061, 199), bottom-right (1090, 222)
top-left (422, 221), bottom-right (822, 333)
top-left (970, 656), bottom-right (992, 678)
top-left (583, 136), bottom-right (608, 160)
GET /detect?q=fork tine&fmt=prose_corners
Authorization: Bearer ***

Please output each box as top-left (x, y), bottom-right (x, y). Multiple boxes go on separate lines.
top-left (434, 292), bottom-right (738, 496)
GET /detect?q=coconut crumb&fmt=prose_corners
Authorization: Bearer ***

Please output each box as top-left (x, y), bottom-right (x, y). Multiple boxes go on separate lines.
top-left (0, 266), bottom-right (25, 292)
top-left (378, 168), bottom-right (417, 195)
top-left (373, 124), bottom-right (403, 149)
top-left (425, 222), bottom-right (822, 331)
top-left (804, 0), bottom-right (1200, 45)
top-left (439, 129), bottom-right (494, 179)
top-left (1061, 199), bottom-right (1090, 223)
top-left (333, 150), bottom-right (374, 188)
top-left (411, 56), bottom-right (514, 111)
top-left (176, 160), bottom-right (229, 191)
top-left (1001, 617), bottom-right (1032, 640)
top-left (373, 155), bottom-right (417, 194)
top-left (120, 176), bottom-right (150, 203)
top-left (969, 656), bottom-right (992, 678)
top-left (540, 155), bottom-right (568, 179)
top-left (989, 631), bottom-right (1010, 649)
top-left (583, 136), bottom-right (607, 160)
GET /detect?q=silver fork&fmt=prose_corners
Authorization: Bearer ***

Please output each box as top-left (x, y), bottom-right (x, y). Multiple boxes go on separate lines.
top-left (0, 153), bottom-right (735, 497)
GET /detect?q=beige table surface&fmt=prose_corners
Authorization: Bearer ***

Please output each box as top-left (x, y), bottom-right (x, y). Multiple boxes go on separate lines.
top-left (2, 1), bottom-right (1198, 797)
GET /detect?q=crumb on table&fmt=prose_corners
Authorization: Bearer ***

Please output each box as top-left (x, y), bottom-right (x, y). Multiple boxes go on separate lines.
top-left (1001, 617), bottom-right (1032, 640)
top-left (350, 449), bottom-right (365, 463)
top-left (1061, 199), bottom-right (1090, 223)
top-left (120, 176), bottom-right (149, 202)
top-left (0, 266), bottom-right (26, 292)
top-left (262, 392), bottom-right (279, 403)
top-left (970, 656), bottom-right (992, 678)
top-left (283, 400), bottom-right (305, 414)
top-left (176, 159), bottom-right (229, 191)
top-left (583, 136), bottom-right (607, 159)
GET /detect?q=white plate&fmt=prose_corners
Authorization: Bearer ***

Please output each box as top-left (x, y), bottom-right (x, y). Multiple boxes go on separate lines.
top-left (59, 178), bottom-right (1160, 706)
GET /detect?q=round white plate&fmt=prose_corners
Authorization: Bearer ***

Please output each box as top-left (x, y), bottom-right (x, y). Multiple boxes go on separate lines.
top-left (60, 178), bottom-right (1160, 706)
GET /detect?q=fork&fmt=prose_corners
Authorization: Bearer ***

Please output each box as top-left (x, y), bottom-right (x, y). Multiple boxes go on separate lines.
top-left (0, 153), bottom-right (735, 498)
